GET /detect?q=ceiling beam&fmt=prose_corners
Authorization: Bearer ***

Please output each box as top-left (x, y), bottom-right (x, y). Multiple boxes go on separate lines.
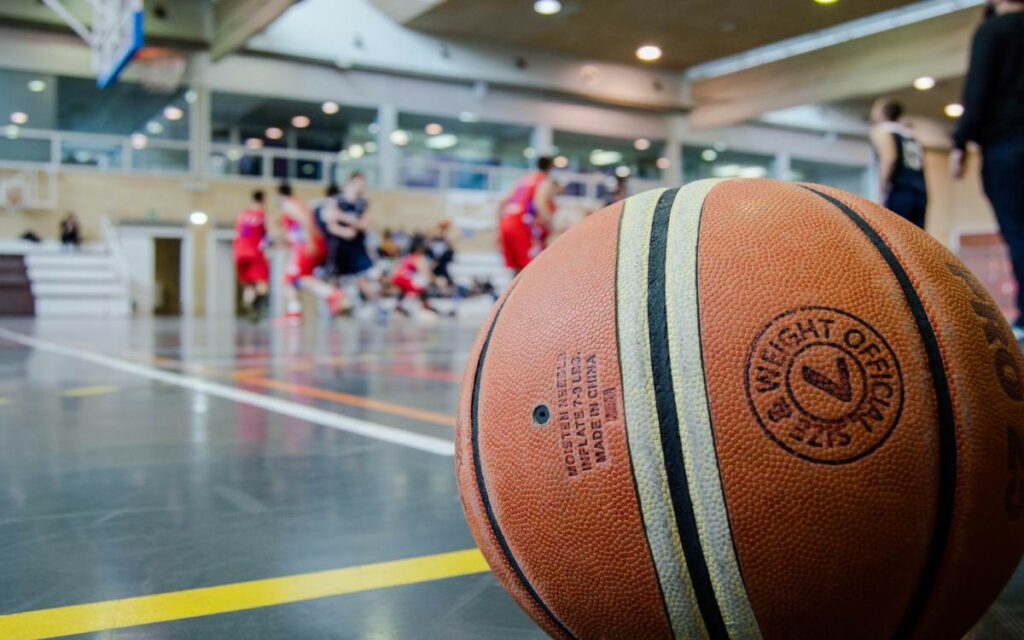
top-left (211, 0), bottom-right (297, 62)
top-left (368, 0), bottom-right (448, 24)
top-left (687, 8), bottom-right (980, 130)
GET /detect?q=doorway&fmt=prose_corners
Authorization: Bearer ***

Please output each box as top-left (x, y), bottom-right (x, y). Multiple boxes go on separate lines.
top-left (154, 237), bottom-right (182, 316)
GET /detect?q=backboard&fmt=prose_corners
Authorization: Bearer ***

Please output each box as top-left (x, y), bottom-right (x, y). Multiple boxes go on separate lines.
top-left (93, 0), bottom-right (145, 88)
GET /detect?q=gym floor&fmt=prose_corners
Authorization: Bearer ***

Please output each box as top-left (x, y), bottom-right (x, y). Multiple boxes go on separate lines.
top-left (0, 317), bottom-right (1022, 639)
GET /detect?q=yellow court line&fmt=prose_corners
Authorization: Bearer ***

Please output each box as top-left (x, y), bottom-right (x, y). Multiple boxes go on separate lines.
top-left (60, 385), bottom-right (121, 398)
top-left (0, 548), bottom-right (489, 640)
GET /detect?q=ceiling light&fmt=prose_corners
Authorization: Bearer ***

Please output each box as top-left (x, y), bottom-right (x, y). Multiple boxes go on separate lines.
top-left (245, 137), bottom-right (264, 149)
top-left (146, 121), bottom-right (165, 134)
top-left (615, 166), bottom-right (631, 178)
top-left (425, 122), bottom-right (444, 136)
top-left (389, 129), bottom-right (410, 146)
top-left (534, 0), bottom-right (562, 15)
top-left (291, 115), bottom-right (311, 128)
top-left (164, 106), bottom-right (184, 121)
top-left (27, 80), bottom-right (46, 93)
top-left (189, 211), bottom-right (208, 225)
top-left (5, 125), bottom-right (19, 140)
top-left (656, 157), bottom-right (671, 170)
top-left (130, 133), bottom-right (148, 149)
top-left (426, 133), bottom-right (458, 150)
top-left (945, 103), bottom-right (964, 118)
top-left (348, 143), bottom-right (366, 159)
top-left (322, 101), bottom-right (340, 115)
top-left (702, 149), bottom-right (719, 162)
top-left (553, 155), bottom-right (569, 168)
top-left (265, 127), bottom-right (284, 140)
top-left (184, 89), bottom-right (197, 104)
top-left (636, 44), bottom-right (662, 62)
top-left (815, 0), bottom-right (839, 4)
top-left (364, 141), bottom-right (377, 153)
top-left (590, 149), bottom-right (623, 166)
top-left (913, 76), bottom-right (936, 91)
top-left (738, 166), bottom-right (769, 178)
top-left (226, 148), bottom-right (243, 161)
top-left (634, 138), bottom-right (651, 151)
top-left (458, 112), bottom-right (478, 123)
top-left (10, 112), bottom-right (28, 125)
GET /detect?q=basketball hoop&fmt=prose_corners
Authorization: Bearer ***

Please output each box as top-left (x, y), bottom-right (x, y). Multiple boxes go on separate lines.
top-left (133, 47), bottom-right (188, 94)
top-left (3, 186), bottom-right (24, 213)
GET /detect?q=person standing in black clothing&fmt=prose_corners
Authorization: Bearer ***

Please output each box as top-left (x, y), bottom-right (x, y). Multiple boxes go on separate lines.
top-left (950, 0), bottom-right (1024, 340)
top-left (870, 98), bottom-right (928, 228)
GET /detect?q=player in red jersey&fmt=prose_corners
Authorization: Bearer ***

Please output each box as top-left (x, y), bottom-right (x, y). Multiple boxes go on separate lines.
top-left (277, 183), bottom-right (346, 321)
top-left (233, 190), bottom-right (270, 321)
top-left (498, 156), bottom-right (557, 274)
top-left (391, 234), bottom-right (443, 316)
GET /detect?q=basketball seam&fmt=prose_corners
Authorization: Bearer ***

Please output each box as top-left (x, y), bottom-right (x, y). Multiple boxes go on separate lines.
top-left (469, 284), bottom-right (577, 640)
top-left (614, 198), bottom-right (678, 635)
top-left (802, 187), bottom-right (958, 640)
top-left (648, 187), bottom-right (730, 640)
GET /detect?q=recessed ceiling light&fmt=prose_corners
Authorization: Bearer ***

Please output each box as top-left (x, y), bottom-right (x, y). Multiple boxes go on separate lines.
top-left (590, 149), bottom-right (623, 166)
top-left (130, 133), bottom-right (148, 150)
top-left (291, 115), bottom-right (311, 128)
top-left (364, 141), bottom-right (377, 153)
top-left (348, 144), bottom-right (365, 159)
top-left (146, 121), bottom-right (164, 134)
top-left (226, 148), bottom-right (243, 161)
top-left (322, 101), bottom-right (340, 115)
top-left (184, 89), bottom-right (197, 104)
top-left (425, 122), bottom-right (444, 136)
top-left (636, 44), bottom-right (662, 62)
top-left (534, 0), bottom-right (562, 16)
top-left (389, 129), bottom-right (410, 146)
top-left (702, 149), bottom-right (719, 162)
top-left (189, 211), bottom-right (208, 225)
top-left (656, 157), bottom-right (671, 170)
top-left (10, 112), bottom-right (28, 125)
top-left (634, 138), bottom-right (651, 151)
top-left (458, 112), bottom-right (478, 123)
top-left (913, 76), bottom-right (936, 91)
top-left (945, 103), bottom-right (964, 118)
top-left (553, 155), bottom-right (569, 168)
top-left (27, 80), bottom-right (46, 93)
top-left (163, 106), bottom-right (184, 121)
top-left (814, 0), bottom-right (839, 4)
top-left (523, 146), bottom-right (536, 159)
top-left (245, 137), bottom-right (264, 149)
top-left (615, 166), bottom-right (631, 178)
top-left (265, 127), bottom-right (284, 140)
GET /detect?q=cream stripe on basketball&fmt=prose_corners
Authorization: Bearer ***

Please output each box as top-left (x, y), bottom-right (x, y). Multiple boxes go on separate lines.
top-left (617, 188), bottom-right (706, 640)
top-left (664, 180), bottom-right (762, 639)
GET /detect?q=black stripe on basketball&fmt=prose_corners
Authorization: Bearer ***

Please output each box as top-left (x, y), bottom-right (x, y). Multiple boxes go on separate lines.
top-left (613, 196), bottom-right (676, 631)
top-left (470, 288), bottom-right (577, 640)
top-left (647, 187), bottom-right (730, 640)
top-left (803, 187), bottom-right (957, 640)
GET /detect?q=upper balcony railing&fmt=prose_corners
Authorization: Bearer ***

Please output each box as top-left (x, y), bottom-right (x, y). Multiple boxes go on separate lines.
top-left (0, 128), bottom-right (664, 200)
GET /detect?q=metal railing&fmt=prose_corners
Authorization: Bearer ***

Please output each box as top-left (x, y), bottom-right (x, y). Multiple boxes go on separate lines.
top-left (0, 127), bottom-right (190, 175)
top-left (99, 214), bottom-right (133, 306)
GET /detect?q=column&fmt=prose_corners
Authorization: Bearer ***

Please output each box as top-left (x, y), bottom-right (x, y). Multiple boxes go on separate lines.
top-left (377, 104), bottom-right (399, 189)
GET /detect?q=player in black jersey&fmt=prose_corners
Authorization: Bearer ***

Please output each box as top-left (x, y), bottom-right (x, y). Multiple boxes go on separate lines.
top-left (870, 98), bottom-right (929, 229)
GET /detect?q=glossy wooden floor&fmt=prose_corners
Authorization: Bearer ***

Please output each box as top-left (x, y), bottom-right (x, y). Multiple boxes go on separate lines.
top-left (0, 316), bottom-right (1021, 639)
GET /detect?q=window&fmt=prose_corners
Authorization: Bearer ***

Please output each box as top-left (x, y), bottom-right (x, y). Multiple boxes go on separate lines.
top-left (787, 158), bottom-right (868, 197)
top-left (682, 146), bottom-right (775, 181)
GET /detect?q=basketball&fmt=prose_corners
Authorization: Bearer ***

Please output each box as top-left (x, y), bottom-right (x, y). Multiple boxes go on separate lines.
top-left (456, 179), bottom-right (1024, 639)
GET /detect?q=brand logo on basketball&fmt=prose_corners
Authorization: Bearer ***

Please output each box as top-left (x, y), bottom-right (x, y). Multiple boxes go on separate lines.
top-left (746, 307), bottom-right (905, 464)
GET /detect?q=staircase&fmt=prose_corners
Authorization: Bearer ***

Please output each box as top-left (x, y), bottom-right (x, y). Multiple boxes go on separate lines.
top-left (0, 242), bottom-right (131, 317)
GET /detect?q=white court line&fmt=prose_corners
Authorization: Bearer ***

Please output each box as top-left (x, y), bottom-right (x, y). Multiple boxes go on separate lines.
top-left (0, 327), bottom-right (455, 457)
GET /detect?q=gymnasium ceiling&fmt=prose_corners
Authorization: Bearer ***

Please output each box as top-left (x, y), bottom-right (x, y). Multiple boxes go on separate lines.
top-left (406, 0), bottom-right (927, 70)
top-left (841, 76), bottom-right (965, 124)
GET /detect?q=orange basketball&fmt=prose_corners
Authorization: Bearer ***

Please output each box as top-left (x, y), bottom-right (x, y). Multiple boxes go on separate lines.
top-left (455, 179), bottom-right (1024, 639)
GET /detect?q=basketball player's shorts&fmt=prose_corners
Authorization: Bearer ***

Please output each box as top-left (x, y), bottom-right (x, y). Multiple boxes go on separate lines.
top-left (500, 215), bottom-right (534, 271)
top-left (286, 240), bottom-right (325, 285)
top-left (393, 273), bottom-right (427, 296)
top-left (235, 253), bottom-right (269, 285)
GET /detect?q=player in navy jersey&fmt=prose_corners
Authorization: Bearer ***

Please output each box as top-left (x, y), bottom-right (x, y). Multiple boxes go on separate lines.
top-left (869, 99), bottom-right (929, 229)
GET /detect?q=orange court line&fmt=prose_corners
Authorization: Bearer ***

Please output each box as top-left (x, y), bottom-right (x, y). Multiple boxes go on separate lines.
top-left (236, 375), bottom-right (456, 428)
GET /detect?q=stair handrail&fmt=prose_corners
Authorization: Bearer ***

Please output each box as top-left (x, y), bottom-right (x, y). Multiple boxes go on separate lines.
top-left (100, 215), bottom-right (133, 309)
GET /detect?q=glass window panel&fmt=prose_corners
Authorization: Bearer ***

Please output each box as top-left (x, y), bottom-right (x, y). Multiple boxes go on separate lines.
top-left (682, 146), bottom-right (775, 181)
top-left (787, 158), bottom-right (868, 197)
top-left (552, 131), bottom-right (666, 180)
top-left (0, 136), bottom-right (50, 163)
top-left (60, 139), bottom-right (123, 169)
top-left (131, 147), bottom-right (188, 172)
top-left (395, 112), bottom-right (532, 179)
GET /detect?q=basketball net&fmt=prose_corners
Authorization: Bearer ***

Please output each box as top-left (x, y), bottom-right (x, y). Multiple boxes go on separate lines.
top-left (133, 47), bottom-right (188, 94)
top-left (3, 185), bottom-right (24, 214)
